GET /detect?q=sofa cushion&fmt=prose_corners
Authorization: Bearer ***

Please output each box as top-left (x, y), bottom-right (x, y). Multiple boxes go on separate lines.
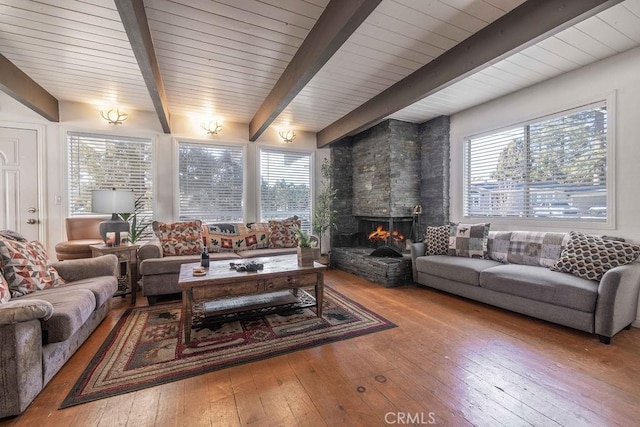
top-left (268, 216), bottom-right (301, 248)
top-left (449, 223), bottom-right (490, 259)
top-left (487, 231), bottom-right (511, 263)
top-left (424, 225), bottom-right (449, 255)
top-left (153, 220), bottom-right (204, 256)
top-left (415, 255), bottom-right (503, 286)
top-left (480, 264), bottom-right (598, 312)
top-left (0, 298), bottom-right (53, 324)
top-left (0, 239), bottom-right (65, 297)
top-left (237, 247), bottom-right (298, 258)
top-left (59, 277), bottom-right (118, 308)
top-left (21, 287), bottom-right (96, 343)
top-left (550, 231), bottom-right (640, 281)
top-left (508, 231), bottom-right (567, 267)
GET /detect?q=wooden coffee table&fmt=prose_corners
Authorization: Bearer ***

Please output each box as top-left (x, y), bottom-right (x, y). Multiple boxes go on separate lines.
top-left (178, 254), bottom-right (326, 345)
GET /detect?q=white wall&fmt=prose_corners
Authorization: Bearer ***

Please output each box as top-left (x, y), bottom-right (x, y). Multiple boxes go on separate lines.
top-left (450, 46), bottom-right (640, 241)
top-left (0, 96), bottom-right (329, 255)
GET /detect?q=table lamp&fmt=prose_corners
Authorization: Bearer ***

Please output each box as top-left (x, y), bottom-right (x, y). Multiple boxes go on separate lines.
top-left (91, 189), bottom-right (135, 245)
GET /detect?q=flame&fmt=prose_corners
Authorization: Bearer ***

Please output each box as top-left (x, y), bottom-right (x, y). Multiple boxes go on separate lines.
top-left (368, 226), bottom-right (404, 242)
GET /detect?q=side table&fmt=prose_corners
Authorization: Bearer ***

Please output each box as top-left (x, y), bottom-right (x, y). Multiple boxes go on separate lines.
top-left (90, 243), bottom-right (140, 304)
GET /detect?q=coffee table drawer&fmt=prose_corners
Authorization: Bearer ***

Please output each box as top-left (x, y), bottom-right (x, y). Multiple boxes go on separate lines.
top-left (193, 280), bottom-right (259, 299)
top-left (264, 273), bottom-right (317, 290)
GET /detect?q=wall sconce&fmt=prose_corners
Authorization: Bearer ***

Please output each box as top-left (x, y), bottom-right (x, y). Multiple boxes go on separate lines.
top-left (201, 120), bottom-right (222, 135)
top-left (279, 130), bottom-right (296, 143)
top-left (100, 109), bottom-right (128, 125)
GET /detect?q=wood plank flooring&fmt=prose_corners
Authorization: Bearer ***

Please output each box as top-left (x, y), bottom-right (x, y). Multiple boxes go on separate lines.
top-left (2, 269), bottom-right (640, 426)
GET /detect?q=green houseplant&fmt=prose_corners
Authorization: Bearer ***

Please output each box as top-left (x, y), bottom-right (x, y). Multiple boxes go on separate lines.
top-left (119, 195), bottom-right (151, 244)
top-left (292, 225), bottom-right (319, 267)
top-left (312, 158), bottom-right (338, 262)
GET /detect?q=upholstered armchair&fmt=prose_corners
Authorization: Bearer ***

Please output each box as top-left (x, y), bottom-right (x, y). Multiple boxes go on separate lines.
top-left (54, 217), bottom-right (105, 260)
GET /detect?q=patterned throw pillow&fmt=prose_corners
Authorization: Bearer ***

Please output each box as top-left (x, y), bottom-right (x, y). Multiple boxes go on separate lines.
top-left (0, 272), bottom-right (10, 303)
top-left (423, 225), bottom-right (449, 255)
top-left (0, 230), bottom-right (28, 242)
top-left (268, 216), bottom-right (301, 249)
top-left (507, 231), bottom-right (567, 267)
top-left (449, 223), bottom-right (490, 259)
top-left (550, 231), bottom-right (640, 281)
top-left (0, 239), bottom-right (65, 297)
top-left (247, 223), bottom-right (270, 249)
top-left (487, 231), bottom-right (512, 263)
top-left (203, 223), bottom-right (246, 253)
top-left (153, 220), bottom-right (204, 256)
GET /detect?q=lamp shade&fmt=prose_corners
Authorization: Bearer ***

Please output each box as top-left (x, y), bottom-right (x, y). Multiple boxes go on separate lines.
top-left (91, 189), bottom-right (135, 214)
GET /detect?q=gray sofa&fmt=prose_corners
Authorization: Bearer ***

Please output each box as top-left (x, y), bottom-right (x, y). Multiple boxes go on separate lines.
top-left (410, 231), bottom-right (640, 344)
top-left (0, 255), bottom-right (118, 417)
top-left (139, 241), bottom-right (315, 304)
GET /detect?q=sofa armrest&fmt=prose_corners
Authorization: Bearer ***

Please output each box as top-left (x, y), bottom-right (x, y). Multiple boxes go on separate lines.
top-left (595, 262), bottom-right (640, 338)
top-left (138, 239), bottom-right (163, 262)
top-left (410, 243), bottom-right (425, 282)
top-left (51, 254), bottom-right (118, 282)
top-left (0, 299), bottom-right (54, 325)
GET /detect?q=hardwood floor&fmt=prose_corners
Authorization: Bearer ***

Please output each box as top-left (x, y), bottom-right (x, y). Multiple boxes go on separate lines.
top-left (2, 269), bottom-right (640, 426)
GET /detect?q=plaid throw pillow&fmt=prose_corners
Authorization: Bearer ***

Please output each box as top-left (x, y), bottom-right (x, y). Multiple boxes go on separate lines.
top-left (487, 231), bottom-right (512, 263)
top-left (423, 225), bottom-right (449, 255)
top-left (508, 232), bottom-right (567, 267)
top-left (550, 231), bottom-right (640, 281)
top-left (449, 223), bottom-right (490, 259)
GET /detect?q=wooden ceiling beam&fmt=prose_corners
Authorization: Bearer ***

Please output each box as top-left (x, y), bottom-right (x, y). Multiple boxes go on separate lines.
top-left (0, 54), bottom-right (59, 122)
top-left (317, 0), bottom-right (623, 147)
top-left (249, 0), bottom-right (382, 142)
top-left (115, 0), bottom-right (171, 133)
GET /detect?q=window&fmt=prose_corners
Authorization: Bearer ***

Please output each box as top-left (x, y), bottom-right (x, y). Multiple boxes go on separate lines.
top-left (67, 132), bottom-right (153, 222)
top-left (260, 148), bottom-right (312, 231)
top-left (464, 101), bottom-right (608, 222)
top-left (178, 141), bottom-right (244, 222)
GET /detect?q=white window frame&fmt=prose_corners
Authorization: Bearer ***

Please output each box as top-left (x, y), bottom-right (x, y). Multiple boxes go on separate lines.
top-left (258, 147), bottom-right (314, 232)
top-left (174, 139), bottom-right (247, 223)
top-left (66, 131), bottom-right (155, 224)
top-left (462, 95), bottom-right (615, 229)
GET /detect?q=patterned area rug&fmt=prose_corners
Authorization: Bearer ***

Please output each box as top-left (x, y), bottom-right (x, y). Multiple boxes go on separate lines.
top-left (60, 286), bottom-right (395, 408)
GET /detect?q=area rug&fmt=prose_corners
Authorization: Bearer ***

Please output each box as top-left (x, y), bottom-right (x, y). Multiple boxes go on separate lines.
top-left (60, 286), bottom-right (395, 408)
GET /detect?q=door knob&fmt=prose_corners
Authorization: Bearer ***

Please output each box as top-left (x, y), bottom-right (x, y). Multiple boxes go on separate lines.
top-left (26, 219), bottom-right (37, 224)
top-left (27, 207), bottom-right (37, 213)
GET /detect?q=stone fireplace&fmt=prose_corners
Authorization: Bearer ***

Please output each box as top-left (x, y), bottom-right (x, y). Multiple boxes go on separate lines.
top-left (329, 117), bottom-right (450, 287)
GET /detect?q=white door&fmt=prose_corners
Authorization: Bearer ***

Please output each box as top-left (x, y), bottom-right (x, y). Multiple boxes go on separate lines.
top-left (0, 127), bottom-right (40, 241)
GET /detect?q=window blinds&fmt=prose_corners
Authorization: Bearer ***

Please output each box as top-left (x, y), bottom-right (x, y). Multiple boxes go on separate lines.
top-left (178, 142), bottom-right (244, 222)
top-left (67, 132), bottom-right (153, 222)
top-left (260, 148), bottom-right (312, 231)
top-left (464, 102), bottom-right (608, 221)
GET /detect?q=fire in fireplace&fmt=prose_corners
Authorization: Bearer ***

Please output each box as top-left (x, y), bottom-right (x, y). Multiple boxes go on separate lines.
top-left (368, 226), bottom-right (405, 246)
top-left (357, 217), bottom-right (412, 256)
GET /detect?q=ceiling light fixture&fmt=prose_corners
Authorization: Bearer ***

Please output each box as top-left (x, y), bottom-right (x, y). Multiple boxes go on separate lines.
top-left (100, 109), bottom-right (128, 125)
top-left (201, 120), bottom-right (222, 135)
top-left (279, 130), bottom-right (296, 143)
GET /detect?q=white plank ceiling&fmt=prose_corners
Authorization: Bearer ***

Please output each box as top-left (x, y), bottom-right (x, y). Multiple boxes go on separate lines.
top-left (1, 0), bottom-right (639, 137)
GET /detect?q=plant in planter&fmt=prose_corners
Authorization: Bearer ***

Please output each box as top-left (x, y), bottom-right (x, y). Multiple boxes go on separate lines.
top-left (119, 195), bottom-right (151, 244)
top-left (312, 158), bottom-right (338, 262)
top-left (292, 225), bottom-right (319, 267)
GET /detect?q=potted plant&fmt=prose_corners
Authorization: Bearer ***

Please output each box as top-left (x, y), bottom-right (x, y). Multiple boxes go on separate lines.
top-left (292, 225), bottom-right (319, 267)
top-left (312, 158), bottom-right (338, 264)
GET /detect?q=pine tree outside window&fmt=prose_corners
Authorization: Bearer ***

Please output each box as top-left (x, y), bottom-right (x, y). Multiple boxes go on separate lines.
top-left (464, 101), bottom-right (609, 223)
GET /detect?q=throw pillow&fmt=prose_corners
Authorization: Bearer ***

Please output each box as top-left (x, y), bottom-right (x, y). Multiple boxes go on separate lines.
top-left (0, 271), bottom-right (10, 303)
top-left (268, 216), bottom-right (301, 249)
top-left (246, 222), bottom-right (270, 249)
top-left (550, 231), bottom-right (640, 281)
top-left (153, 220), bottom-right (204, 256)
top-left (0, 239), bottom-right (65, 297)
top-left (487, 231), bottom-right (511, 263)
top-left (423, 225), bottom-right (449, 255)
top-left (507, 231), bottom-right (567, 267)
top-left (449, 223), bottom-right (490, 259)
top-left (0, 230), bottom-right (28, 242)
